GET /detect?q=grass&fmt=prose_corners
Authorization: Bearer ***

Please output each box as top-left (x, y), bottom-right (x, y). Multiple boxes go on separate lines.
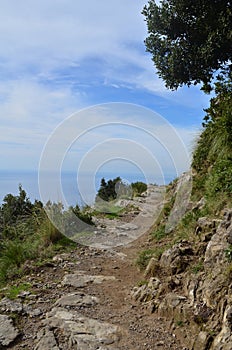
top-left (0, 213), bottom-right (77, 287)
top-left (152, 225), bottom-right (167, 241)
top-left (136, 247), bottom-right (166, 270)
top-left (192, 261), bottom-right (204, 274)
top-left (137, 280), bottom-right (148, 287)
top-left (225, 245), bottom-right (232, 262)
top-left (2, 283), bottom-right (32, 300)
top-left (94, 203), bottom-right (123, 215)
top-left (136, 249), bottom-right (156, 270)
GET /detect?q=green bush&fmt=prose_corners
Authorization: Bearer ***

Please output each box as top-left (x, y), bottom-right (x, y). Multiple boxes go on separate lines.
top-left (205, 158), bottom-right (232, 197)
top-left (136, 249), bottom-right (155, 270)
top-left (152, 225), bottom-right (167, 241)
top-left (96, 177), bottom-right (122, 202)
top-left (131, 182), bottom-right (147, 196)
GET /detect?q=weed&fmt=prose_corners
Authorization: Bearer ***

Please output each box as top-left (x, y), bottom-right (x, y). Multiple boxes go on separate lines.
top-left (152, 225), bottom-right (167, 241)
top-left (137, 280), bottom-right (148, 287)
top-left (225, 245), bottom-right (232, 261)
top-left (136, 247), bottom-right (165, 270)
top-left (3, 283), bottom-right (31, 300)
top-left (192, 261), bottom-right (204, 274)
top-left (136, 249), bottom-right (156, 270)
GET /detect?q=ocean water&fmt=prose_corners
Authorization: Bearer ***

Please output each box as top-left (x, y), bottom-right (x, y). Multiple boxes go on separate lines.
top-left (0, 170), bottom-right (171, 207)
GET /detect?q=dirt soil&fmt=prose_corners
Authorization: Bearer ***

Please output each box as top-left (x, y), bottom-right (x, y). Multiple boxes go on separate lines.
top-left (6, 232), bottom-right (185, 350)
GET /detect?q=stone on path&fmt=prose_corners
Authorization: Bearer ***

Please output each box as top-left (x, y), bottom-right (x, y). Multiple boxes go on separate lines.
top-left (41, 307), bottom-right (121, 350)
top-left (34, 328), bottom-right (60, 350)
top-left (55, 292), bottom-right (99, 307)
top-left (62, 272), bottom-right (116, 288)
top-left (0, 314), bottom-right (19, 346)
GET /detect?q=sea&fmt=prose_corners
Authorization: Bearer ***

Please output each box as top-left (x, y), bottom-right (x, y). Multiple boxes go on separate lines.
top-left (0, 170), bottom-right (174, 207)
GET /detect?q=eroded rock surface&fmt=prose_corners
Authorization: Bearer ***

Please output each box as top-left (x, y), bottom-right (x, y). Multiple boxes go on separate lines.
top-left (62, 272), bottom-right (116, 288)
top-left (133, 209), bottom-right (232, 349)
top-left (0, 314), bottom-right (19, 347)
top-left (41, 307), bottom-right (121, 350)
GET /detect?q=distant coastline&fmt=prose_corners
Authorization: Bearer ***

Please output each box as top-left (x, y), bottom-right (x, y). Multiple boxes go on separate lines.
top-left (0, 170), bottom-right (175, 206)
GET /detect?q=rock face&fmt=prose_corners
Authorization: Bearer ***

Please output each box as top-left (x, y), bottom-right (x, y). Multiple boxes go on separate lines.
top-left (132, 209), bottom-right (232, 350)
top-left (0, 314), bottom-right (19, 346)
top-left (159, 241), bottom-right (193, 274)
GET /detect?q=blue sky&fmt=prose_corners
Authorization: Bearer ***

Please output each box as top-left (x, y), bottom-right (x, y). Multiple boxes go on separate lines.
top-left (0, 0), bottom-right (211, 179)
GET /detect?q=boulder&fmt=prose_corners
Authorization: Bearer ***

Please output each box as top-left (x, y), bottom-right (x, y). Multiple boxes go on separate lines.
top-left (159, 242), bottom-right (193, 274)
top-left (55, 292), bottom-right (99, 307)
top-left (62, 272), bottom-right (116, 288)
top-left (41, 307), bottom-right (121, 349)
top-left (0, 314), bottom-right (19, 346)
top-left (34, 328), bottom-right (60, 350)
top-left (193, 331), bottom-right (213, 350)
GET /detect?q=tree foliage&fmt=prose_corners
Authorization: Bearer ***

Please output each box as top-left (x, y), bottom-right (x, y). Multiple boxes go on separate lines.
top-left (142, 0), bottom-right (232, 91)
top-left (96, 177), bottom-right (122, 202)
top-left (131, 181), bottom-right (147, 196)
top-left (0, 185), bottom-right (34, 227)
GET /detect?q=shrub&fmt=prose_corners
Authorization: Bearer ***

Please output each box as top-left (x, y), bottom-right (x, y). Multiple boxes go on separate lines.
top-left (131, 182), bottom-right (147, 196)
top-left (96, 177), bottom-right (122, 202)
top-left (205, 158), bottom-right (232, 197)
top-left (136, 249), bottom-right (155, 270)
top-left (152, 225), bottom-right (167, 241)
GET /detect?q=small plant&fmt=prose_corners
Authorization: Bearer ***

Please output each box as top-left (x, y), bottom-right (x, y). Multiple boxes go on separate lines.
top-left (152, 225), bottom-right (167, 241)
top-left (192, 261), bottom-right (204, 274)
top-left (176, 320), bottom-right (184, 327)
top-left (131, 182), bottom-right (147, 196)
top-left (136, 249), bottom-right (156, 270)
top-left (137, 280), bottom-right (148, 287)
top-left (40, 218), bottom-right (63, 246)
top-left (3, 283), bottom-right (31, 300)
top-left (136, 247), bottom-right (165, 270)
top-left (225, 245), bottom-right (232, 261)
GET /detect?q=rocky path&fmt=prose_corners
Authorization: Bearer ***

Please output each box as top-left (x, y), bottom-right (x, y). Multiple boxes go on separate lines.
top-left (0, 186), bottom-right (184, 349)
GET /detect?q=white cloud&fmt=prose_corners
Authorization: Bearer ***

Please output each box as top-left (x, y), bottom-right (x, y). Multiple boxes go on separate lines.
top-left (0, 0), bottom-right (168, 95)
top-left (0, 78), bottom-right (86, 169)
top-left (0, 1), bottom-right (146, 67)
top-left (0, 0), bottom-right (207, 173)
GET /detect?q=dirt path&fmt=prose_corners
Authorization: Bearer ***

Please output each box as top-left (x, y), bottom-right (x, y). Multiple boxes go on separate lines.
top-left (3, 187), bottom-right (184, 349)
top-left (5, 244), bottom-right (182, 349)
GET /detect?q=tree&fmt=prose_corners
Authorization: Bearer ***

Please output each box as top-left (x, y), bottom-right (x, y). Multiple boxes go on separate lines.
top-left (0, 185), bottom-right (33, 227)
top-left (142, 0), bottom-right (232, 92)
top-left (96, 177), bottom-right (122, 202)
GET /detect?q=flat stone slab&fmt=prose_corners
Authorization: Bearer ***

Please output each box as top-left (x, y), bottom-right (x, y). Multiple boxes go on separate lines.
top-left (42, 307), bottom-right (121, 349)
top-left (34, 328), bottom-right (60, 350)
top-left (0, 297), bottom-right (23, 313)
top-left (0, 314), bottom-right (19, 346)
top-left (55, 292), bottom-right (99, 307)
top-left (62, 272), bottom-right (116, 288)
top-left (116, 223), bottom-right (138, 231)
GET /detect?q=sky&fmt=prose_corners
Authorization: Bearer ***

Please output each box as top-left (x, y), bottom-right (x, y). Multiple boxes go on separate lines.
top-left (0, 0), bottom-right (211, 190)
